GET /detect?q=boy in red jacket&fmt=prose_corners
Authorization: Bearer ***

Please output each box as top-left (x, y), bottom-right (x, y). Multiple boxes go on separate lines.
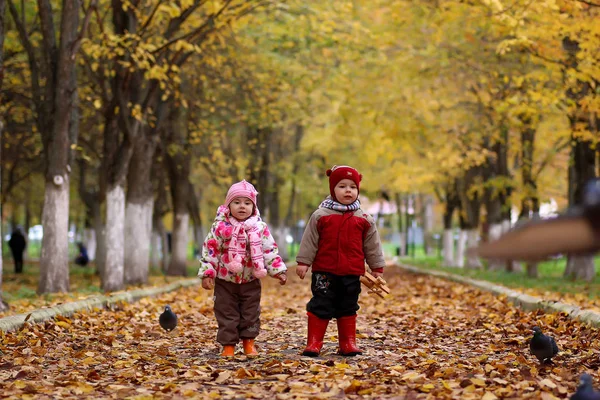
top-left (296, 165), bottom-right (385, 356)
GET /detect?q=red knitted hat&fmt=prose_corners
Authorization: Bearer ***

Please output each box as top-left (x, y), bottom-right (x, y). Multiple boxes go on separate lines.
top-left (326, 165), bottom-right (362, 201)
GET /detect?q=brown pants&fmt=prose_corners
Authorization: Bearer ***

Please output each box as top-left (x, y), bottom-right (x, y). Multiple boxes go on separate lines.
top-left (214, 278), bottom-right (262, 345)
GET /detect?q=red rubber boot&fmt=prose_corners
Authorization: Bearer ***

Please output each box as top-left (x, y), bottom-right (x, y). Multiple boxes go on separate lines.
top-left (302, 312), bottom-right (330, 357)
top-left (337, 315), bottom-right (362, 356)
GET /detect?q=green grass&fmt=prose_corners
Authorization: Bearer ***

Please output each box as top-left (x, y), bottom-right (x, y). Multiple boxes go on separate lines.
top-left (400, 254), bottom-right (600, 299)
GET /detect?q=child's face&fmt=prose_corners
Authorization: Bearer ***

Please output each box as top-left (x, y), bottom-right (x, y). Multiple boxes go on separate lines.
top-left (229, 197), bottom-right (255, 221)
top-left (334, 179), bottom-right (358, 205)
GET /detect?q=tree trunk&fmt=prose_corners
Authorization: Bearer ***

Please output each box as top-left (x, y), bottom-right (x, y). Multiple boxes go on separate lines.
top-left (566, 256), bottom-right (595, 281)
top-left (421, 194), bottom-right (435, 255)
top-left (124, 137), bottom-right (157, 284)
top-left (441, 185), bottom-right (459, 266)
top-left (283, 125), bottom-right (304, 230)
top-left (442, 229), bottom-right (454, 266)
top-left (0, 120), bottom-right (8, 310)
top-left (150, 229), bottom-right (161, 269)
top-left (152, 157), bottom-right (170, 272)
top-left (84, 228), bottom-right (96, 261)
top-left (102, 184), bottom-right (126, 291)
top-left (394, 193), bottom-right (405, 257)
top-left (465, 229), bottom-right (482, 269)
top-left (152, 212), bottom-right (170, 272)
top-left (124, 197), bottom-right (153, 284)
top-left (167, 169), bottom-right (191, 276)
top-left (483, 135), bottom-right (507, 272)
top-left (35, 0), bottom-right (81, 293)
top-left (38, 180), bottom-right (70, 293)
top-left (456, 170), bottom-right (482, 268)
top-left (565, 136), bottom-right (597, 280)
top-left (187, 181), bottom-right (204, 258)
top-left (247, 126), bottom-right (272, 218)
top-left (455, 230), bottom-right (467, 268)
top-left (0, 3), bottom-right (6, 307)
top-left (168, 212), bottom-right (189, 276)
top-left (93, 200), bottom-right (105, 275)
top-left (486, 223), bottom-right (504, 271)
top-left (562, 37), bottom-right (597, 281)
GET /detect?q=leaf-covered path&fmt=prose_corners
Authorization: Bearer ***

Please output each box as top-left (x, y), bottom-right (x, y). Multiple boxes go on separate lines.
top-left (1, 267), bottom-right (599, 399)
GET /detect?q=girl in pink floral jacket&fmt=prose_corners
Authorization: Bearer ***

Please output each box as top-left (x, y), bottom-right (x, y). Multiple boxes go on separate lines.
top-left (198, 180), bottom-right (287, 357)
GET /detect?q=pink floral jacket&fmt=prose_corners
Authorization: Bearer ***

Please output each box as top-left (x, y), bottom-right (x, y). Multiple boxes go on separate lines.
top-left (198, 207), bottom-right (287, 284)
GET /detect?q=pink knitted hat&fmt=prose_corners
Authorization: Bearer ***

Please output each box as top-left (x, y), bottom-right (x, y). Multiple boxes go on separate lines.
top-left (225, 180), bottom-right (259, 208)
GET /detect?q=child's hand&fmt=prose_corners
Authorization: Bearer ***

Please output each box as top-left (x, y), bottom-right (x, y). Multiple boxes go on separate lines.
top-left (275, 273), bottom-right (287, 285)
top-left (202, 277), bottom-right (215, 290)
top-left (371, 271), bottom-right (383, 278)
top-left (296, 264), bottom-right (309, 279)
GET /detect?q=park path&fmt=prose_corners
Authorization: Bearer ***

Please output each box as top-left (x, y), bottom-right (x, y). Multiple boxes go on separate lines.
top-left (1, 266), bottom-right (599, 399)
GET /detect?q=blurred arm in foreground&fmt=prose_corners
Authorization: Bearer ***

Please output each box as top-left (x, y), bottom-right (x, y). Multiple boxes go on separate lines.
top-left (472, 179), bottom-right (600, 261)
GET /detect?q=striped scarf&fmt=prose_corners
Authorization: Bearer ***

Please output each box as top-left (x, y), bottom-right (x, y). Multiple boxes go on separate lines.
top-left (319, 197), bottom-right (361, 212)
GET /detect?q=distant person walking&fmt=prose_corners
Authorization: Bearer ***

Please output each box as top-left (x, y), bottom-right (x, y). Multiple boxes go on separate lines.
top-left (8, 227), bottom-right (27, 274)
top-left (75, 242), bottom-right (89, 267)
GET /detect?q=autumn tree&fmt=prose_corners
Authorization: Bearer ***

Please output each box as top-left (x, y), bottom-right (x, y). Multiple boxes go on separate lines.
top-left (5, 0), bottom-right (95, 293)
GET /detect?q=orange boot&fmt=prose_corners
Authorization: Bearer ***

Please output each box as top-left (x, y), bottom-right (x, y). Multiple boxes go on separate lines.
top-left (242, 339), bottom-right (259, 356)
top-left (221, 345), bottom-right (235, 357)
top-left (302, 312), bottom-right (330, 357)
top-left (337, 315), bottom-right (362, 356)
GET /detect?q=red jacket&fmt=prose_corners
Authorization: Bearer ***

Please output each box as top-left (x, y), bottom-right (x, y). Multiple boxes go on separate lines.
top-left (296, 207), bottom-right (385, 275)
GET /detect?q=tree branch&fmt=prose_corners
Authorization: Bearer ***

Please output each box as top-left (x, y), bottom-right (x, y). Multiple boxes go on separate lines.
top-left (138, 0), bottom-right (165, 35)
top-left (7, 0), bottom-right (42, 111)
top-left (151, 0), bottom-right (234, 55)
top-left (576, 0), bottom-right (600, 6)
top-left (72, 0), bottom-right (98, 56)
top-left (532, 137), bottom-right (571, 181)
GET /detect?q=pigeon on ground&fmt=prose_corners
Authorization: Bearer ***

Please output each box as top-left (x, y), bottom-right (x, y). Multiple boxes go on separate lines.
top-left (529, 326), bottom-right (559, 364)
top-left (571, 374), bottom-right (600, 400)
top-left (159, 305), bottom-right (178, 332)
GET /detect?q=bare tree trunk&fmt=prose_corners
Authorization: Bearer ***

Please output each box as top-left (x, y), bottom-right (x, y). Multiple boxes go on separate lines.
top-left (124, 137), bottom-right (157, 284)
top-left (465, 229), bottom-right (482, 269)
top-left (36, 0), bottom-right (82, 293)
top-left (566, 256), bottom-right (595, 281)
top-left (165, 107), bottom-right (191, 276)
top-left (565, 136), bottom-right (597, 280)
top-left (0, 1), bottom-right (8, 309)
top-left (103, 185), bottom-right (126, 291)
top-left (93, 201), bottom-right (105, 274)
top-left (124, 197), bottom-right (153, 284)
top-left (150, 229), bottom-right (161, 269)
top-left (421, 194), bottom-right (435, 255)
top-left (152, 156), bottom-right (170, 272)
top-left (562, 37), bottom-right (597, 281)
top-left (0, 120), bottom-right (8, 310)
top-left (247, 126), bottom-right (272, 218)
top-left (38, 181), bottom-right (70, 293)
top-left (166, 163), bottom-right (191, 276)
top-left (456, 171), bottom-right (482, 269)
top-left (84, 228), bottom-right (96, 260)
top-left (440, 185), bottom-right (458, 266)
top-left (152, 212), bottom-right (169, 272)
top-left (442, 230), bottom-right (453, 266)
top-left (455, 230), bottom-right (467, 268)
top-left (394, 193), bottom-right (406, 257)
top-left (483, 133), bottom-right (508, 271)
top-left (187, 181), bottom-right (204, 258)
top-left (486, 223), bottom-right (504, 271)
top-left (169, 212), bottom-right (189, 276)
